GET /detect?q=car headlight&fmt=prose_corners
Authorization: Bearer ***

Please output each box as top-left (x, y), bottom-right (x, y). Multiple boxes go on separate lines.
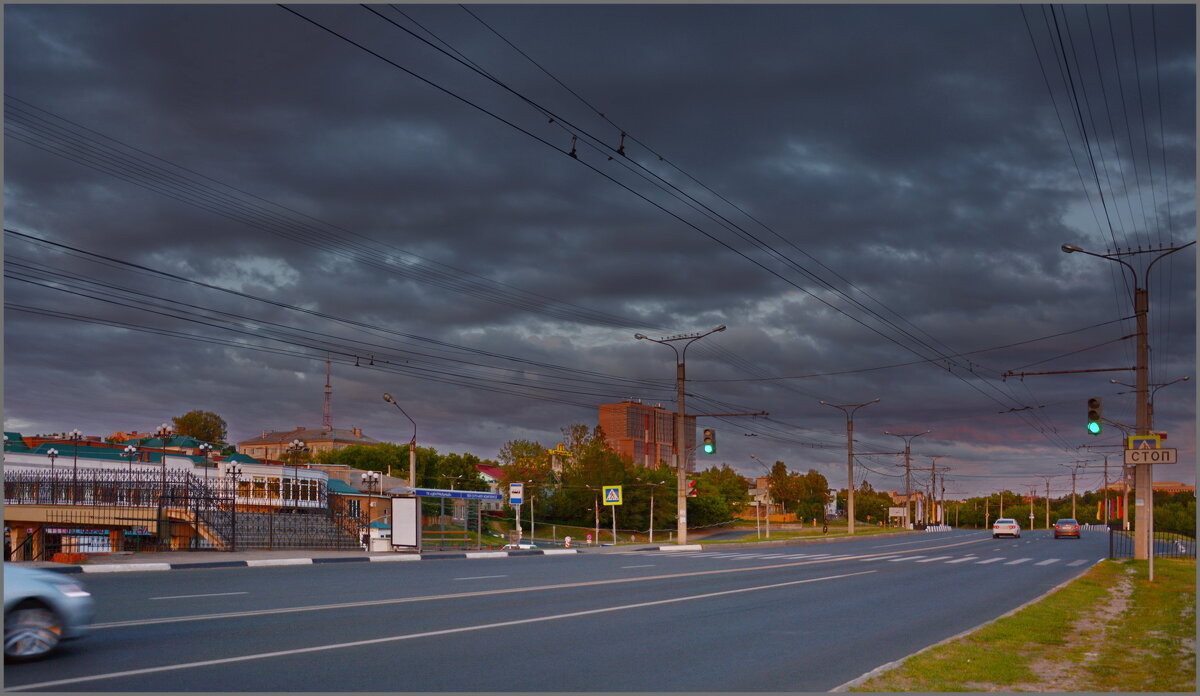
top-left (49, 578), bottom-right (91, 599)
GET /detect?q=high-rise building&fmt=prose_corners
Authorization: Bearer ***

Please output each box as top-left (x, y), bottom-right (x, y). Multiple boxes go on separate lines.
top-left (598, 400), bottom-right (696, 471)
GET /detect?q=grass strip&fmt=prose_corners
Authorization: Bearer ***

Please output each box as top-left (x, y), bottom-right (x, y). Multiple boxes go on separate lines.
top-left (851, 558), bottom-right (1195, 692)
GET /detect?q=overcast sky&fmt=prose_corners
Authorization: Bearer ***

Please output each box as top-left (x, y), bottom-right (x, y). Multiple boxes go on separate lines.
top-left (4, 3), bottom-right (1195, 499)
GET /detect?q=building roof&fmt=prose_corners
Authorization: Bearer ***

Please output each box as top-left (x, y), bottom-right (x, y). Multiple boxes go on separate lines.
top-left (476, 464), bottom-right (505, 481)
top-left (326, 478), bottom-right (361, 495)
top-left (4, 432), bottom-right (31, 452)
top-left (237, 427), bottom-right (380, 446)
top-left (223, 453), bottom-right (261, 464)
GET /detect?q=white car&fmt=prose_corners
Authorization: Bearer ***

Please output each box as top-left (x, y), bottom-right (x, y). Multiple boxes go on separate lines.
top-left (4, 565), bottom-right (94, 662)
top-left (992, 518), bottom-right (1022, 539)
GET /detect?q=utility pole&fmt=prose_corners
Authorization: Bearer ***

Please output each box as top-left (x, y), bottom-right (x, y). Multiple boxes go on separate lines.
top-left (927, 457), bottom-right (942, 524)
top-left (1035, 475), bottom-right (1055, 529)
top-left (1061, 241), bottom-right (1194, 564)
top-left (635, 325), bottom-right (726, 545)
top-left (885, 430), bottom-right (930, 528)
top-left (1058, 461), bottom-right (1089, 519)
top-left (820, 398), bottom-right (880, 535)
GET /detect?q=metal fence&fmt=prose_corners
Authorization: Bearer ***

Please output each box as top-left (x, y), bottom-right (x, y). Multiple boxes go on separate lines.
top-left (1109, 527), bottom-right (1196, 559)
top-left (4, 469), bottom-right (363, 554)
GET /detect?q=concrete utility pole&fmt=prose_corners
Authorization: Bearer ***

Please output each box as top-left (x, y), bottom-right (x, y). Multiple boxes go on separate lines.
top-left (635, 325), bottom-right (726, 546)
top-left (1059, 461), bottom-right (1090, 519)
top-left (927, 456), bottom-right (943, 524)
top-left (1061, 241), bottom-right (1194, 562)
top-left (820, 398), bottom-right (879, 535)
top-left (383, 393), bottom-right (418, 490)
top-left (885, 430), bottom-right (930, 528)
top-left (1035, 475), bottom-right (1055, 529)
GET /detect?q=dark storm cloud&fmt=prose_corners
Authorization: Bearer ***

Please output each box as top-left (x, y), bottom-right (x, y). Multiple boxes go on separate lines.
top-left (4, 4), bottom-right (1195, 497)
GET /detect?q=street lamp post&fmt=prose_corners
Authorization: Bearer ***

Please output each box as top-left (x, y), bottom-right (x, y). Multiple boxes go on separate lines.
top-left (363, 471), bottom-right (381, 548)
top-left (382, 393), bottom-right (418, 490)
top-left (47, 448), bottom-right (58, 473)
top-left (68, 428), bottom-right (83, 503)
top-left (1062, 241), bottom-right (1193, 563)
top-left (198, 442), bottom-right (213, 483)
top-left (820, 398), bottom-right (880, 535)
top-left (884, 430), bottom-right (931, 528)
top-left (749, 454), bottom-right (771, 539)
top-left (225, 464), bottom-right (243, 551)
top-left (286, 439), bottom-right (307, 509)
top-left (123, 445), bottom-right (138, 476)
top-left (635, 325), bottom-right (726, 545)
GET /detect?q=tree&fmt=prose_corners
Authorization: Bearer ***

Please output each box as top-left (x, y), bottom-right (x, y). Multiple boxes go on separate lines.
top-left (172, 410), bottom-right (228, 446)
top-left (696, 464), bottom-right (750, 508)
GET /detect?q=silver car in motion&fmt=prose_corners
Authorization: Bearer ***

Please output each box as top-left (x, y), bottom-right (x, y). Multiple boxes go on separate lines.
top-left (4, 564), bottom-right (94, 661)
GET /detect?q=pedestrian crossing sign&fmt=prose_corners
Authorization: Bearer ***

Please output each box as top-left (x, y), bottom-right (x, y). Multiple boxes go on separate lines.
top-left (1128, 435), bottom-right (1161, 451)
top-left (603, 485), bottom-right (622, 506)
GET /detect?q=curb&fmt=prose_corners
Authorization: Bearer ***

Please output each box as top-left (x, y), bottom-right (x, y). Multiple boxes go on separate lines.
top-left (37, 548), bottom-right (583, 574)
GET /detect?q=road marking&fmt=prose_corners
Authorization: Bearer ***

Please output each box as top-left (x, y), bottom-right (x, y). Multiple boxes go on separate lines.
top-left (150, 592), bottom-right (249, 601)
top-left (1004, 558), bottom-right (1033, 565)
top-left (976, 557), bottom-right (1005, 564)
top-left (887, 555), bottom-right (925, 562)
top-left (81, 563), bottom-right (171, 573)
top-left (8, 570), bottom-right (877, 692)
top-left (454, 575), bottom-right (508, 581)
top-left (945, 556), bottom-right (977, 564)
top-left (859, 555), bottom-right (902, 562)
top-left (915, 556), bottom-right (953, 563)
top-left (620, 565), bottom-right (655, 569)
top-left (1067, 559), bottom-right (1089, 567)
top-left (86, 539), bottom-right (989, 631)
top-left (1035, 559), bottom-right (1060, 566)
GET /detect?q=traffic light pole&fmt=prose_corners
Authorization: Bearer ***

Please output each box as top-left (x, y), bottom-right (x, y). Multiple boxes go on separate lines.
top-left (1061, 241), bottom-right (1193, 566)
top-left (635, 326), bottom-right (726, 546)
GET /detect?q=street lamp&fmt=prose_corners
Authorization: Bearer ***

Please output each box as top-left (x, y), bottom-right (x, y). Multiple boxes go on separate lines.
top-left (382, 393), bottom-right (418, 490)
top-left (199, 442), bottom-right (213, 483)
top-left (884, 430), bottom-right (931, 528)
top-left (749, 454), bottom-right (771, 539)
top-left (1062, 240), bottom-right (1194, 564)
top-left (123, 445), bottom-right (138, 475)
top-left (286, 439), bottom-right (307, 509)
top-left (634, 324), bottom-right (726, 545)
top-left (637, 477), bottom-right (669, 543)
top-left (68, 428), bottom-right (83, 503)
top-left (224, 464), bottom-right (243, 551)
top-left (46, 448), bottom-right (58, 473)
top-left (820, 398), bottom-right (880, 535)
top-left (363, 470), bottom-right (381, 546)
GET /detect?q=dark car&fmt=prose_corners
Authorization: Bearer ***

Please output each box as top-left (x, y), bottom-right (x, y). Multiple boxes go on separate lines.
top-left (1053, 518), bottom-right (1081, 539)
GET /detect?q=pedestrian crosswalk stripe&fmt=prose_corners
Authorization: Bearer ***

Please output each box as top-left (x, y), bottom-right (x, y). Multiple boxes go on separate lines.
top-left (1067, 559), bottom-right (1089, 566)
top-left (1005, 558), bottom-right (1033, 565)
top-left (1035, 559), bottom-right (1060, 566)
top-left (945, 556), bottom-right (977, 563)
top-left (976, 557), bottom-right (1005, 564)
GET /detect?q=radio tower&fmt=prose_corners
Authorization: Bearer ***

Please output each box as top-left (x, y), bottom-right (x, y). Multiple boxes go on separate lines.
top-left (322, 356), bottom-right (333, 431)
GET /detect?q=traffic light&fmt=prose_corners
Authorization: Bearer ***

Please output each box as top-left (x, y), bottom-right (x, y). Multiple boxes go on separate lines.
top-left (1087, 397), bottom-right (1102, 435)
top-left (702, 428), bottom-right (716, 454)
top-left (686, 479), bottom-right (698, 497)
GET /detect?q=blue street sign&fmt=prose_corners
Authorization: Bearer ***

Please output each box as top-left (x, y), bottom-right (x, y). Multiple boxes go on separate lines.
top-left (410, 487), bottom-right (502, 501)
top-left (509, 482), bottom-right (524, 505)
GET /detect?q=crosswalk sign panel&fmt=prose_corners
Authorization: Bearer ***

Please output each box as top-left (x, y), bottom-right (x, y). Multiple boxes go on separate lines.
top-left (603, 485), bottom-right (622, 506)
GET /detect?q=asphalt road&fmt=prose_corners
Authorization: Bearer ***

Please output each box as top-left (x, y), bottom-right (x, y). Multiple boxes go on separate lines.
top-left (6, 530), bottom-right (1109, 692)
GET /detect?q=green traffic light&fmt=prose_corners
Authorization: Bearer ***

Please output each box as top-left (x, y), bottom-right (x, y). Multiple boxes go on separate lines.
top-left (1087, 421), bottom-right (1101, 435)
top-left (703, 443), bottom-right (714, 454)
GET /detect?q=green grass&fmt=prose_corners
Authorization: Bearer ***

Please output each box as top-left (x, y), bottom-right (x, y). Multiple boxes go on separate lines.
top-left (852, 558), bottom-right (1196, 692)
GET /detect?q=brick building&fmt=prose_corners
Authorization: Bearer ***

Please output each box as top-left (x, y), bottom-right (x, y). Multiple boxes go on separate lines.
top-left (598, 400), bottom-right (696, 471)
top-left (237, 426), bottom-right (380, 461)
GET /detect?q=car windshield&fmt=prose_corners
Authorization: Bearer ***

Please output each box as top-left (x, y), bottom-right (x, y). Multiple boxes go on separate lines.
top-left (995, 519), bottom-right (1015, 524)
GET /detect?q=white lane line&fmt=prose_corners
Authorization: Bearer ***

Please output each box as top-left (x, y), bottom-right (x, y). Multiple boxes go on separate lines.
top-left (1035, 559), bottom-right (1060, 566)
top-left (621, 565), bottom-right (655, 569)
top-left (1067, 559), bottom-right (1089, 567)
top-left (887, 556), bottom-right (925, 562)
top-left (9, 569), bottom-right (877, 692)
top-left (976, 558), bottom-right (1005, 564)
top-left (860, 555), bottom-right (902, 562)
top-left (1005, 558), bottom-right (1033, 565)
top-left (945, 556), bottom-right (978, 564)
top-left (150, 592), bottom-right (249, 601)
top-left (455, 575), bottom-right (508, 581)
top-left (915, 556), bottom-right (953, 563)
